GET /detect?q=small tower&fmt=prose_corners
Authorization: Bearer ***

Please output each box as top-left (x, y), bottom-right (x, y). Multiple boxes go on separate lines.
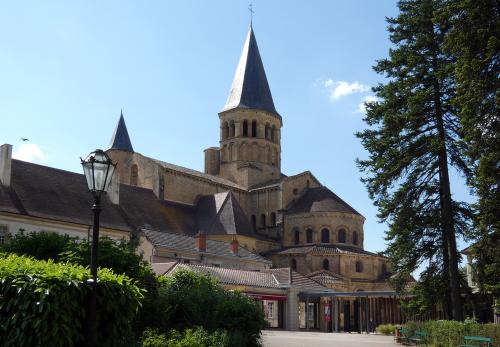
top-left (109, 110), bottom-right (134, 152)
top-left (218, 27), bottom-right (282, 188)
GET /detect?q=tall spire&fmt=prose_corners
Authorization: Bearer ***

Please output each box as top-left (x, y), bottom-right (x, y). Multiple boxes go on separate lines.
top-left (109, 110), bottom-right (134, 152)
top-left (221, 27), bottom-right (279, 116)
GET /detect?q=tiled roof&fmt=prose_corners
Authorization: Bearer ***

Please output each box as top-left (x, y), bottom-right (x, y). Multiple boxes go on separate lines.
top-left (196, 191), bottom-right (263, 239)
top-left (263, 268), bottom-right (329, 292)
top-left (221, 27), bottom-right (279, 117)
top-left (286, 186), bottom-right (363, 217)
top-left (143, 229), bottom-right (271, 264)
top-left (267, 244), bottom-right (381, 257)
top-left (306, 270), bottom-right (346, 286)
top-left (152, 158), bottom-right (246, 190)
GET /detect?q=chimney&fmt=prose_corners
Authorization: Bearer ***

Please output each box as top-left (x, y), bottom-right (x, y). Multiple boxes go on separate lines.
top-left (230, 237), bottom-right (239, 255)
top-left (195, 232), bottom-right (206, 252)
top-left (0, 144), bottom-right (12, 187)
top-left (107, 171), bottom-right (120, 205)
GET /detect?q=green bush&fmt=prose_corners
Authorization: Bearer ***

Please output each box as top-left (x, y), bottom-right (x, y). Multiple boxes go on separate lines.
top-left (149, 270), bottom-right (266, 347)
top-left (1, 230), bottom-right (74, 261)
top-left (376, 323), bottom-right (396, 335)
top-left (0, 253), bottom-right (143, 347)
top-left (404, 320), bottom-right (500, 347)
top-left (139, 327), bottom-right (229, 347)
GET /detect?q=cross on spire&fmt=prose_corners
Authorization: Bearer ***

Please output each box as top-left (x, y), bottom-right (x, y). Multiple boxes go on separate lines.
top-left (248, 3), bottom-right (254, 27)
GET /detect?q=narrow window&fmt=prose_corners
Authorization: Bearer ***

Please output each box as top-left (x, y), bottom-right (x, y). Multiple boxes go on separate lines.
top-left (243, 120), bottom-right (249, 137)
top-left (322, 259), bottom-right (329, 270)
top-left (260, 214), bottom-right (266, 228)
top-left (294, 229), bottom-right (300, 245)
top-left (356, 261), bottom-right (363, 273)
top-left (265, 123), bottom-right (270, 139)
top-left (306, 228), bottom-right (313, 243)
top-left (338, 229), bottom-right (346, 243)
top-left (353, 231), bottom-right (358, 245)
top-left (270, 212), bottom-right (277, 227)
top-left (230, 121), bottom-right (235, 137)
top-left (130, 164), bottom-right (138, 186)
top-left (321, 228), bottom-right (330, 243)
top-left (223, 122), bottom-right (229, 139)
top-left (291, 259), bottom-right (297, 271)
top-left (251, 120), bottom-right (257, 137)
top-left (251, 215), bottom-right (257, 231)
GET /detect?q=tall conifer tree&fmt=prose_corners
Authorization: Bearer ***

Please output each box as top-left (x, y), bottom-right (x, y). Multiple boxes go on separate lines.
top-left (356, 0), bottom-right (471, 320)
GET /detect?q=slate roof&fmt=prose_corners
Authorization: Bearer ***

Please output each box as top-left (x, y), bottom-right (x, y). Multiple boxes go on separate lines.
top-left (196, 191), bottom-right (261, 239)
top-left (287, 186), bottom-right (363, 217)
top-left (160, 263), bottom-right (330, 292)
top-left (109, 112), bottom-right (134, 152)
top-left (143, 229), bottom-right (272, 264)
top-left (266, 244), bottom-right (381, 257)
top-left (221, 27), bottom-right (279, 117)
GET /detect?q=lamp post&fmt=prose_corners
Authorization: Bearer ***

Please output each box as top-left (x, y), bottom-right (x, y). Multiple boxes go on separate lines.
top-left (81, 149), bottom-right (116, 347)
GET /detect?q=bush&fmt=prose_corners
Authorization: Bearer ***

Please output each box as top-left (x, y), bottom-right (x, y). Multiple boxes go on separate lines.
top-left (0, 253), bottom-right (143, 347)
top-left (404, 320), bottom-right (500, 347)
top-left (149, 270), bottom-right (266, 347)
top-left (1, 231), bottom-right (73, 261)
top-left (139, 327), bottom-right (229, 347)
top-left (376, 323), bottom-right (396, 335)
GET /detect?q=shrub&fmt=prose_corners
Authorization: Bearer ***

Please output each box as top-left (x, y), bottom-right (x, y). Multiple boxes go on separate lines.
top-left (404, 320), bottom-right (500, 347)
top-left (150, 270), bottom-right (266, 347)
top-left (0, 253), bottom-right (143, 347)
top-left (376, 323), bottom-right (396, 335)
top-left (139, 327), bottom-right (229, 347)
top-left (1, 231), bottom-right (73, 261)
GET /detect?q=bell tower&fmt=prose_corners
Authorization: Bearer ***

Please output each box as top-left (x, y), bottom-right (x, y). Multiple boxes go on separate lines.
top-left (218, 26), bottom-right (282, 188)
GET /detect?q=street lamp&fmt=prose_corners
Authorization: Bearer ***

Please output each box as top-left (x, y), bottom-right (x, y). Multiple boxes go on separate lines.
top-left (81, 149), bottom-right (116, 346)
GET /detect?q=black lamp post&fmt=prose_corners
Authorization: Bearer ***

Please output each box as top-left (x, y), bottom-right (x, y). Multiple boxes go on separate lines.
top-left (81, 149), bottom-right (116, 347)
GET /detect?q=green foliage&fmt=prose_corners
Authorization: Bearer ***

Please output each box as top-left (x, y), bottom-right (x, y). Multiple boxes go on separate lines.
top-left (0, 230), bottom-right (74, 261)
top-left (149, 270), bottom-right (265, 347)
top-left (376, 324), bottom-right (396, 335)
top-left (356, 0), bottom-right (473, 319)
top-left (404, 320), bottom-right (500, 347)
top-left (0, 253), bottom-right (143, 347)
top-left (139, 327), bottom-right (229, 347)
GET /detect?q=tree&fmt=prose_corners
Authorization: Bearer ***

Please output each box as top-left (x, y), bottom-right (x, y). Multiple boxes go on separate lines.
top-left (442, 0), bottom-right (500, 303)
top-left (356, 0), bottom-right (472, 320)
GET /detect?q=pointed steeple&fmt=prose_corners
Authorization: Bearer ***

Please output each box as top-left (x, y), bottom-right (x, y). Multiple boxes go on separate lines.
top-left (221, 27), bottom-right (279, 116)
top-left (109, 110), bottom-right (134, 152)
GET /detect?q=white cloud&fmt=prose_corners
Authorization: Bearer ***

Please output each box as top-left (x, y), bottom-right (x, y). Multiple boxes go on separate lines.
top-left (320, 79), bottom-right (371, 101)
top-left (13, 144), bottom-right (47, 163)
top-left (357, 95), bottom-right (378, 113)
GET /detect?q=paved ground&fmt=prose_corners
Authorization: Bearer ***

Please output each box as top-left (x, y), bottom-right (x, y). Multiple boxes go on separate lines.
top-left (262, 330), bottom-right (395, 347)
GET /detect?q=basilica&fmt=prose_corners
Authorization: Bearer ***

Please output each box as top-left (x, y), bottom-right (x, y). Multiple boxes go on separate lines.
top-left (0, 26), bottom-right (405, 332)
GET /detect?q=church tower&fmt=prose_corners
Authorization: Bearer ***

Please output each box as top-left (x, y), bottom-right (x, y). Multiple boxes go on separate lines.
top-left (217, 26), bottom-right (282, 188)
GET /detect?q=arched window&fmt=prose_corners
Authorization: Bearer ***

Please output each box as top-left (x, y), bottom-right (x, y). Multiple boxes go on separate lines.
top-left (355, 261), bottom-right (363, 273)
top-left (229, 121), bottom-right (235, 137)
top-left (265, 123), bottom-right (270, 139)
top-left (322, 259), bottom-right (329, 270)
top-left (291, 259), bottom-right (297, 271)
top-left (338, 229), bottom-right (346, 243)
top-left (306, 228), bottom-right (313, 243)
top-left (260, 214), bottom-right (266, 229)
top-left (251, 215), bottom-right (257, 231)
top-left (321, 228), bottom-right (330, 243)
top-left (243, 120), bottom-right (249, 137)
top-left (251, 120), bottom-right (257, 138)
top-left (222, 122), bottom-right (229, 139)
top-left (130, 164), bottom-right (138, 186)
top-left (353, 231), bottom-right (358, 245)
top-left (294, 229), bottom-right (300, 245)
top-left (270, 212), bottom-right (276, 227)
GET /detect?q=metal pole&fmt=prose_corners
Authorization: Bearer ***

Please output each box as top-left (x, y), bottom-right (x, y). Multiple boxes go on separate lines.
top-left (86, 196), bottom-right (100, 347)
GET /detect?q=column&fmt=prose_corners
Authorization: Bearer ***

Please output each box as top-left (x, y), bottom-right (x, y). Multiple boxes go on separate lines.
top-left (334, 298), bottom-right (339, 332)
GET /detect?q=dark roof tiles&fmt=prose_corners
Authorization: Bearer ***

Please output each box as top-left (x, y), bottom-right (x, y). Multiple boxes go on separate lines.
top-left (109, 112), bottom-right (134, 152)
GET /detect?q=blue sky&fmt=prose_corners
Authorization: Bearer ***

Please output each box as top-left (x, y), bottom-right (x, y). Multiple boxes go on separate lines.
top-left (0, 1), bottom-right (473, 261)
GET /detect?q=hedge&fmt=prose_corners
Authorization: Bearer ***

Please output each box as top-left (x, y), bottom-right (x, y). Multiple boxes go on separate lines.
top-left (139, 327), bottom-right (229, 347)
top-left (405, 320), bottom-right (500, 347)
top-left (0, 253), bottom-right (144, 347)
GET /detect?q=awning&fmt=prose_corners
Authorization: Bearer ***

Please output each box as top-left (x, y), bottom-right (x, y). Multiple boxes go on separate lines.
top-left (246, 293), bottom-right (288, 301)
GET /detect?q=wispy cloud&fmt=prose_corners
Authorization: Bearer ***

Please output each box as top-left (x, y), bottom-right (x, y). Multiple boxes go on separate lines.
top-left (13, 144), bottom-right (47, 163)
top-left (357, 95), bottom-right (378, 113)
top-left (322, 79), bottom-right (371, 101)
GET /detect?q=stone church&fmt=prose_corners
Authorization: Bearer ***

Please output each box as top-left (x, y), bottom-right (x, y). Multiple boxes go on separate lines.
top-left (108, 26), bottom-right (393, 295)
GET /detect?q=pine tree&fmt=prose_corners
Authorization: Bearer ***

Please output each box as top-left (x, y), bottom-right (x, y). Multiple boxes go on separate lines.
top-left (356, 0), bottom-right (472, 320)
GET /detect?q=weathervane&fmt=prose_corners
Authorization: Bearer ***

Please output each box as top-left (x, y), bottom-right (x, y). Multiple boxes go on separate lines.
top-left (248, 3), bottom-right (254, 27)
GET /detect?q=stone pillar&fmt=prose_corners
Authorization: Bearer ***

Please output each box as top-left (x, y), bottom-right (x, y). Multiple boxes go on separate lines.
top-left (235, 121), bottom-right (241, 137)
top-left (334, 299), bottom-right (339, 332)
top-left (285, 288), bottom-right (300, 331)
